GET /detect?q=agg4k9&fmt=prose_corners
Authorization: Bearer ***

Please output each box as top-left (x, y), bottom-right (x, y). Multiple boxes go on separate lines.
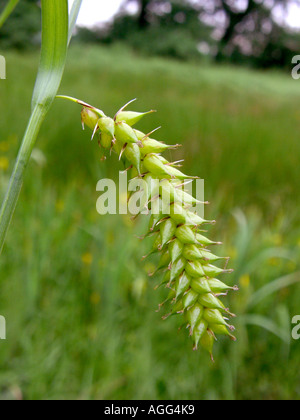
top-left (148, 405), bottom-right (195, 415)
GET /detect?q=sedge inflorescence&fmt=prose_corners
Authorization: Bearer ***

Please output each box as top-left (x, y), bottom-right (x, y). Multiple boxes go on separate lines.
top-left (60, 96), bottom-right (237, 360)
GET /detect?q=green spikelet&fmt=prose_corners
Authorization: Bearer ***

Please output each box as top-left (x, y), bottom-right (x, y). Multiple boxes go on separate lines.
top-left (59, 96), bottom-right (237, 360)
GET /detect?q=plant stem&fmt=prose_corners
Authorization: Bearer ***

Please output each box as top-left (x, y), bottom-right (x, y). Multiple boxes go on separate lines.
top-left (0, 105), bottom-right (45, 254)
top-left (0, 0), bottom-right (19, 30)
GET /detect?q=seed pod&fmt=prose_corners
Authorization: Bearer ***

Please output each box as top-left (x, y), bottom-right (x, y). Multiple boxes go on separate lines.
top-left (170, 203), bottom-right (189, 225)
top-left (198, 250), bottom-right (227, 263)
top-left (116, 110), bottom-right (155, 126)
top-left (183, 289), bottom-right (199, 309)
top-left (152, 233), bottom-right (163, 253)
top-left (170, 257), bottom-right (186, 282)
top-left (175, 225), bottom-right (197, 244)
top-left (209, 324), bottom-right (236, 341)
top-left (198, 294), bottom-right (225, 311)
top-left (157, 250), bottom-right (171, 271)
top-left (100, 132), bottom-right (113, 149)
top-left (174, 188), bottom-right (201, 206)
top-left (160, 218), bottom-right (177, 246)
top-left (193, 320), bottom-right (208, 350)
top-left (191, 278), bottom-right (211, 294)
top-left (208, 279), bottom-right (236, 294)
top-left (171, 299), bottom-right (184, 315)
top-left (143, 154), bottom-right (171, 179)
top-left (196, 233), bottom-right (222, 246)
top-left (185, 261), bottom-right (205, 278)
top-left (187, 303), bottom-right (204, 334)
top-left (157, 270), bottom-right (171, 289)
top-left (115, 121), bottom-right (139, 144)
top-left (203, 265), bottom-right (232, 277)
top-left (185, 211), bottom-right (207, 227)
top-left (98, 116), bottom-right (115, 137)
top-left (200, 330), bottom-right (215, 360)
top-left (165, 164), bottom-right (195, 181)
top-left (144, 174), bottom-right (160, 200)
top-left (175, 272), bottom-right (191, 299)
top-left (203, 308), bottom-right (229, 327)
top-left (81, 107), bottom-right (99, 131)
top-left (141, 138), bottom-right (174, 156)
top-left (168, 239), bottom-right (184, 263)
top-left (183, 245), bottom-right (206, 261)
top-left (160, 180), bottom-right (177, 203)
top-left (124, 143), bottom-right (141, 174)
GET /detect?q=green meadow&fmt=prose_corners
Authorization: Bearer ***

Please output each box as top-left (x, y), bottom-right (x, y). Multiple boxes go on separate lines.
top-left (0, 44), bottom-right (299, 400)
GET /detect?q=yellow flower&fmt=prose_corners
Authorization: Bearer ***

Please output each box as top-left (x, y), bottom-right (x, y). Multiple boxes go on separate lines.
top-left (0, 157), bottom-right (9, 171)
top-left (82, 253), bottom-right (93, 265)
top-left (268, 257), bottom-right (280, 267)
top-left (228, 246), bottom-right (237, 259)
top-left (0, 142), bottom-right (9, 152)
top-left (90, 292), bottom-right (101, 305)
top-left (239, 274), bottom-right (250, 288)
top-left (287, 261), bottom-right (297, 272)
top-left (55, 200), bottom-right (65, 213)
top-left (271, 234), bottom-right (283, 247)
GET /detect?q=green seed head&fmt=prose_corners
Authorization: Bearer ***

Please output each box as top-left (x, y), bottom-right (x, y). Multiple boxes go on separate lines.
top-left (115, 121), bottom-right (139, 144)
top-left (60, 95), bottom-right (236, 360)
top-left (81, 107), bottom-right (99, 131)
top-left (100, 132), bottom-right (113, 149)
top-left (168, 239), bottom-right (184, 263)
top-left (116, 110), bottom-right (156, 126)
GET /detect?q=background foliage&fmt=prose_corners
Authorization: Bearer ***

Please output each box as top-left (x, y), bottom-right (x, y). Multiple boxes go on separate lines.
top-left (75, 0), bottom-right (300, 69)
top-left (0, 43), bottom-right (299, 399)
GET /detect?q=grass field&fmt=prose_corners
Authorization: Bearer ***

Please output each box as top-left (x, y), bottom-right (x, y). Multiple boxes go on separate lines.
top-left (0, 44), bottom-right (299, 400)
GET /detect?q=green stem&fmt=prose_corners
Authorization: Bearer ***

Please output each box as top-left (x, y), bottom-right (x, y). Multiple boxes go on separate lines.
top-left (0, 0), bottom-right (19, 29)
top-left (0, 105), bottom-right (45, 254)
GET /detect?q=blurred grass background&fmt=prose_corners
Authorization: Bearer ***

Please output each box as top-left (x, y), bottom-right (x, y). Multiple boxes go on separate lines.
top-left (0, 44), bottom-right (299, 400)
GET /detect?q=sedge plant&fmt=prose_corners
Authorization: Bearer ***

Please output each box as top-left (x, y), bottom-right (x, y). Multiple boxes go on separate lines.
top-left (58, 96), bottom-right (238, 360)
top-left (0, 0), bottom-right (82, 254)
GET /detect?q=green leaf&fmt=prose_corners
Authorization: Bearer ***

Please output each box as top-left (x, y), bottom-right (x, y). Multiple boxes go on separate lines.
top-left (247, 271), bottom-right (300, 309)
top-left (68, 0), bottom-right (83, 45)
top-left (0, 0), bottom-right (19, 30)
top-left (32, 0), bottom-right (69, 113)
top-left (241, 314), bottom-right (291, 344)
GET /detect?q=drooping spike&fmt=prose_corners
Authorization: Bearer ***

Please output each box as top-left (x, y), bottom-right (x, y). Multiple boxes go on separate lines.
top-left (59, 96), bottom-right (235, 360)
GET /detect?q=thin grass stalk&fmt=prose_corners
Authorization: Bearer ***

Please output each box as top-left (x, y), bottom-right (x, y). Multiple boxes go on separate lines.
top-left (0, 0), bottom-right (82, 255)
top-left (0, 0), bottom-right (19, 29)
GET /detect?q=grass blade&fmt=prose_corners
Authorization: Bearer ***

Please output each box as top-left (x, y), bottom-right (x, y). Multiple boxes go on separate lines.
top-left (0, 0), bottom-right (70, 255)
top-left (0, 0), bottom-right (19, 29)
top-left (68, 0), bottom-right (83, 45)
top-left (247, 271), bottom-right (300, 309)
top-left (241, 314), bottom-right (291, 344)
top-left (32, 0), bottom-right (69, 113)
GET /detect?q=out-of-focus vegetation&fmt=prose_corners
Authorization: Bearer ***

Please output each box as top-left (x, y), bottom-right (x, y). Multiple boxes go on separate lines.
top-left (0, 0), bottom-right (40, 49)
top-left (1, 0), bottom-right (299, 68)
top-left (0, 45), bottom-right (299, 400)
top-left (76, 0), bottom-right (300, 69)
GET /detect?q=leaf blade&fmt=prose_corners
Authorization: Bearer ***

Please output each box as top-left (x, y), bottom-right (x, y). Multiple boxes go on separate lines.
top-left (31, 0), bottom-right (69, 113)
